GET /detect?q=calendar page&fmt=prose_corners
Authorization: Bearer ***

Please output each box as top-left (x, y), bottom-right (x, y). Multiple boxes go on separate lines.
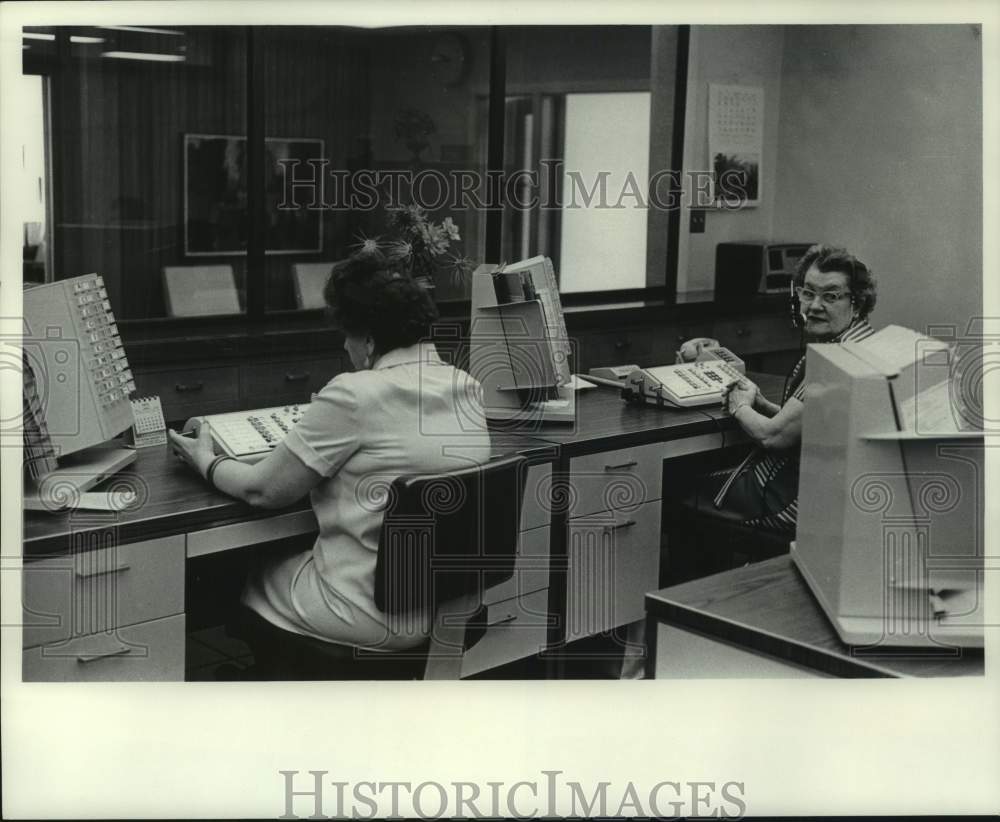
top-left (708, 84), bottom-right (764, 207)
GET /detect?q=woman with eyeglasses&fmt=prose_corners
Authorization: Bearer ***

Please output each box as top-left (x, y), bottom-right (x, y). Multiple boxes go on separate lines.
top-left (687, 244), bottom-right (877, 537)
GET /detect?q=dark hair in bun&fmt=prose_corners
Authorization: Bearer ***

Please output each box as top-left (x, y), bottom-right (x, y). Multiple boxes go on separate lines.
top-left (323, 255), bottom-right (439, 354)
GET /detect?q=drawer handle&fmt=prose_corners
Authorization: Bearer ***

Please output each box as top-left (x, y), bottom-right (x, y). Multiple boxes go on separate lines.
top-left (604, 460), bottom-right (638, 471)
top-left (284, 371), bottom-right (310, 383)
top-left (614, 339), bottom-right (631, 350)
top-left (605, 519), bottom-right (637, 533)
top-left (75, 563), bottom-right (131, 580)
top-left (488, 612), bottom-right (517, 627)
top-left (77, 645), bottom-right (131, 664)
top-left (736, 328), bottom-right (750, 337)
top-left (174, 381), bottom-right (204, 393)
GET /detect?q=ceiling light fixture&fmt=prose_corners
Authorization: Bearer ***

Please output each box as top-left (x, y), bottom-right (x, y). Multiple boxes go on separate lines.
top-left (101, 51), bottom-right (186, 62)
top-left (98, 25), bottom-right (185, 36)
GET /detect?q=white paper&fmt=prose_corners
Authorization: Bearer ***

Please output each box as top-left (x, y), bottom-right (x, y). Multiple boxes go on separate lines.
top-left (896, 376), bottom-right (962, 432)
top-left (849, 324), bottom-right (950, 375)
top-left (74, 489), bottom-right (138, 511)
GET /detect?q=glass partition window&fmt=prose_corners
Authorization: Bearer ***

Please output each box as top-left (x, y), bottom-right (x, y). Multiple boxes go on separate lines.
top-left (25, 24), bottom-right (681, 320)
top-left (558, 91), bottom-right (650, 293)
top-left (501, 26), bottom-right (658, 295)
top-left (263, 26), bottom-right (491, 310)
top-left (14, 71), bottom-right (49, 285)
top-left (23, 26), bottom-right (248, 320)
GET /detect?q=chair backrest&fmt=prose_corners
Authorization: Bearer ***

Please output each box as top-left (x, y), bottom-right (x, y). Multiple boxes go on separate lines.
top-left (162, 264), bottom-right (241, 316)
top-left (291, 262), bottom-right (338, 310)
top-left (374, 455), bottom-right (528, 618)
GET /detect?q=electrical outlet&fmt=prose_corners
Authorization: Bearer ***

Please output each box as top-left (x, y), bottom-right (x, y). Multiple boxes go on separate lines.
top-left (689, 209), bottom-right (706, 233)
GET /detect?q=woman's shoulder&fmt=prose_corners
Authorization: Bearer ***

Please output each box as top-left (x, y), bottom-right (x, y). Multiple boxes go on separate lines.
top-left (317, 363), bottom-right (482, 394)
top-left (312, 370), bottom-right (367, 408)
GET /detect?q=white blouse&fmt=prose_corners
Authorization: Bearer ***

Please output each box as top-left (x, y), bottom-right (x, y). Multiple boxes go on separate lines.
top-left (242, 343), bottom-right (492, 649)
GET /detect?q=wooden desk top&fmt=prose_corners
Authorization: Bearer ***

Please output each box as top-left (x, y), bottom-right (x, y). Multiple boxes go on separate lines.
top-left (504, 386), bottom-right (720, 456)
top-left (23, 372), bottom-right (784, 555)
top-left (22, 432), bottom-right (555, 557)
top-left (509, 371), bottom-right (784, 456)
top-left (646, 555), bottom-right (984, 678)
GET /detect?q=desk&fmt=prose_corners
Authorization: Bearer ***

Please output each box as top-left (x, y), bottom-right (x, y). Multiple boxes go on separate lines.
top-left (514, 374), bottom-right (782, 646)
top-left (21, 433), bottom-right (556, 681)
top-left (645, 555), bottom-right (984, 678)
top-left (21, 374), bottom-right (782, 680)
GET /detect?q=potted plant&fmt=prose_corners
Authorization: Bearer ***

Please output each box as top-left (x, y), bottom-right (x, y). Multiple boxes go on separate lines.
top-left (353, 204), bottom-right (474, 295)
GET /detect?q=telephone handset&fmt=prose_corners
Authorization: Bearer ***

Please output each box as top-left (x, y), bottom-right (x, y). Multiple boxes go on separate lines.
top-left (676, 337), bottom-right (721, 364)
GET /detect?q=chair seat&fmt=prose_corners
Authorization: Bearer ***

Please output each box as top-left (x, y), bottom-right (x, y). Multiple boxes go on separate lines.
top-left (229, 455), bottom-right (529, 680)
top-left (229, 606), bottom-right (428, 680)
top-left (678, 489), bottom-right (791, 546)
top-left (678, 493), bottom-right (747, 524)
top-left (663, 491), bottom-right (791, 586)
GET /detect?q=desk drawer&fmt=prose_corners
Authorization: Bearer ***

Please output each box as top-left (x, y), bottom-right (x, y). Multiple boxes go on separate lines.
top-left (23, 535), bottom-right (185, 649)
top-left (483, 526), bottom-right (549, 605)
top-left (133, 365), bottom-right (240, 422)
top-left (186, 510), bottom-right (318, 558)
top-left (567, 441), bottom-right (665, 517)
top-left (240, 355), bottom-right (345, 403)
top-left (22, 613), bottom-right (185, 682)
top-left (711, 315), bottom-right (799, 356)
top-left (566, 500), bottom-right (660, 641)
top-left (521, 464), bottom-right (552, 531)
top-left (460, 588), bottom-right (550, 678)
top-left (574, 327), bottom-right (657, 371)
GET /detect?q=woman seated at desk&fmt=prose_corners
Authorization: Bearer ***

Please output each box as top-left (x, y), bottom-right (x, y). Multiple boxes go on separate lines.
top-left (168, 256), bottom-right (491, 652)
top-left (684, 244), bottom-right (877, 536)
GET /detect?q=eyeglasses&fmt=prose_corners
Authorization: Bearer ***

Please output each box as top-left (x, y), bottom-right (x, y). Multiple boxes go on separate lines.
top-left (795, 287), bottom-right (851, 306)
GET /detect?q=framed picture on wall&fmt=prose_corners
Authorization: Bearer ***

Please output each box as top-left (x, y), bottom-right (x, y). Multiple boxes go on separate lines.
top-left (183, 134), bottom-right (324, 255)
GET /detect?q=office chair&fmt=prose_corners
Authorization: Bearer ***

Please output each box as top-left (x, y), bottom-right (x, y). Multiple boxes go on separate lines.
top-left (232, 455), bottom-right (529, 680)
top-left (663, 498), bottom-right (791, 586)
top-left (660, 448), bottom-right (791, 587)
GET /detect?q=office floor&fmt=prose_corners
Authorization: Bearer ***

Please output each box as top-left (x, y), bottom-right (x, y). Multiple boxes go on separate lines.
top-left (186, 625), bottom-right (254, 681)
top-left (183, 625), bottom-right (633, 680)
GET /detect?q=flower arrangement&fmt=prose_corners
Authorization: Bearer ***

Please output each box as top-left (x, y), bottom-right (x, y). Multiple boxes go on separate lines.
top-left (352, 204), bottom-right (474, 291)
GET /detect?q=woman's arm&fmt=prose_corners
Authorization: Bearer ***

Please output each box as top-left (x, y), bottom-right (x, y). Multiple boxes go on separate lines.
top-left (168, 424), bottom-right (322, 509)
top-left (752, 392), bottom-right (782, 417)
top-left (722, 377), bottom-right (781, 418)
top-left (211, 444), bottom-right (322, 508)
top-left (731, 396), bottom-right (803, 450)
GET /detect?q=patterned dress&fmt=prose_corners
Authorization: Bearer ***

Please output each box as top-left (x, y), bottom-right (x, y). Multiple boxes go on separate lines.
top-left (709, 319), bottom-right (875, 534)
